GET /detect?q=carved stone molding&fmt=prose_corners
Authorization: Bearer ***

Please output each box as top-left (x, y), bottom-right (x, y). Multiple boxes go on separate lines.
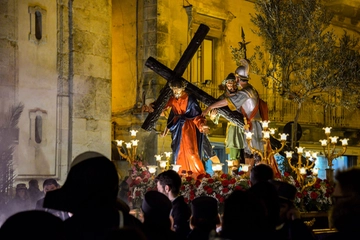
top-left (184, 5), bottom-right (234, 38)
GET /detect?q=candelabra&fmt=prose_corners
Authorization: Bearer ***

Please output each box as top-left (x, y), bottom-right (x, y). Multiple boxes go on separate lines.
top-left (319, 127), bottom-right (348, 182)
top-left (226, 160), bottom-right (234, 175)
top-left (116, 129), bottom-right (140, 165)
top-left (285, 147), bottom-right (318, 192)
top-left (154, 152), bottom-right (173, 172)
top-left (244, 120), bottom-right (288, 165)
top-left (212, 163), bottom-right (224, 176)
top-left (319, 127), bottom-right (348, 169)
top-left (147, 165), bottom-right (158, 178)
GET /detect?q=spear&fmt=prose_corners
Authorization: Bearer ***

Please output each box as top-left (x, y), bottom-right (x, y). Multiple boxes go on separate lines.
top-left (239, 27), bottom-right (251, 60)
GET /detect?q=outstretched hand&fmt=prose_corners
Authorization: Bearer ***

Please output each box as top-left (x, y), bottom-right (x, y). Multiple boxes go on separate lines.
top-left (201, 106), bottom-right (212, 117)
top-left (142, 104), bottom-right (154, 113)
top-left (201, 125), bottom-right (210, 135)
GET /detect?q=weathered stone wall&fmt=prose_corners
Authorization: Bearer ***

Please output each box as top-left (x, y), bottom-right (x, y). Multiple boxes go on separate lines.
top-left (0, 0), bottom-right (18, 119)
top-left (0, 0), bottom-right (113, 186)
top-left (70, 0), bottom-right (112, 159)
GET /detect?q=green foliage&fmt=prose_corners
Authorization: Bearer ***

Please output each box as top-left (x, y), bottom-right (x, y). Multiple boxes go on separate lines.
top-left (0, 103), bottom-right (24, 199)
top-left (234, 0), bottom-right (360, 109)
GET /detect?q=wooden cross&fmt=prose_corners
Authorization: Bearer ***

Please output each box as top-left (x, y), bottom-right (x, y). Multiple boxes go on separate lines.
top-left (141, 23), bottom-right (245, 131)
top-left (143, 57), bottom-right (245, 128)
top-left (141, 24), bottom-right (210, 131)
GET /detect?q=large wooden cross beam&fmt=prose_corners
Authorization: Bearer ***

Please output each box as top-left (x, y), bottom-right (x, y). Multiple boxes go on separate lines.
top-left (141, 24), bottom-right (210, 131)
top-left (143, 57), bottom-right (245, 128)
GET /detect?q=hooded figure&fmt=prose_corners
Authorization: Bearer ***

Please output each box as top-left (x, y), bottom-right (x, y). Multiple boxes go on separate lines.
top-left (43, 151), bottom-right (122, 240)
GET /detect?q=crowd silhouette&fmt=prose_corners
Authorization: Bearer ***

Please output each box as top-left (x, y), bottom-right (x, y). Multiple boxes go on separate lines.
top-left (0, 150), bottom-right (358, 240)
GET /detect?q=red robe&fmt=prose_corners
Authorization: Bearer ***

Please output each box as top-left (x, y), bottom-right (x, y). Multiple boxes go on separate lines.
top-left (165, 92), bottom-right (206, 178)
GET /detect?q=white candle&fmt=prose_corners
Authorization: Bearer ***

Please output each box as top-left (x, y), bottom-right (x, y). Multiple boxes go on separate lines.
top-left (131, 139), bottom-right (139, 146)
top-left (130, 129), bottom-right (138, 137)
top-left (312, 168), bottom-right (319, 176)
top-left (159, 160), bottom-right (167, 168)
top-left (261, 120), bottom-right (269, 128)
top-left (319, 139), bottom-right (327, 146)
top-left (305, 151), bottom-right (311, 158)
top-left (171, 164), bottom-right (182, 172)
top-left (330, 136), bottom-right (338, 144)
top-left (125, 142), bottom-right (132, 148)
top-left (280, 133), bottom-right (288, 141)
top-left (245, 132), bottom-right (253, 140)
top-left (241, 164), bottom-right (250, 172)
top-left (269, 128), bottom-right (276, 135)
top-left (115, 140), bottom-right (124, 146)
top-left (311, 152), bottom-right (318, 159)
top-left (147, 165), bottom-right (158, 174)
top-left (340, 138), bottom-right (349, 146)
top-left (212, 163), bottom-right (224, 172)
top-left (299, 167), bottom-right (306, 175)
top-left (296, 146), bottom-right (304, 154)
top-left (226, 160), bottom-right (234, 167)
top-left (155, 155), bottom-right (162, 161)
top-left (164, 152), bottom-right (172, 158)
top-left (323, 127), bottom-right (332, 134)
top-left (285, 151), bottom-right (293, 158)
top-left (263, 131), bottom-right (270, 139)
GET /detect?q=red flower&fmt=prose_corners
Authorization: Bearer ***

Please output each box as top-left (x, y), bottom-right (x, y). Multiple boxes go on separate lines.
top-left (197, 174), bottom-right (205, 180)
top-left (195, 180), bottom-right (201, 187)
top-left (284, 172), bottom-right (290, 177)
top-left (218, 196), bottom-right (225, 203)
top-left (302, 190), bottom-right (308, 196)
top-left (190, 194), bottom-right (195, 200)
top-left (204, 186), bottom-right (209, 191)
top-left (146, 187), bottom-right (153, 192)
top-left (187, 171), bottom-right (193, 175)
top-left (181, 170), bottom-right (187, 174)
top-left (222, 188), bottom-right (229, 194)
top-left (205, 173), bottom-right (211, 178)
top-left (143, 178), bottom-right (149, 183)
top-left (208, 178), bottom-right (214, 184)
top-left (235, 185), bottom-right (242, 191)
top-left (184, 198), bottom-right (189, 203)
top-left (135, 191), bottom-right (141, 196)
top-left (310, 191), bottom-right (318, 199)
top-left (275, 173), bottom-right (282, 178)
top-left (221, 173), bottom-right (228, 179)
top-left (186, 176), bottom-right (193, 182)
top-left (206, 188), bottom-right (213, 194)
top-left (180, 186), bottom-right (185, 191)
top-left (133, 179), bottom-right (141, 185)
top-left (314, 183), bottom-right (321, 189)
top-left (238, 171), bottom-right (245, 175)
top-left (296, 192), bottom-right (303, 198)
top-left (222, 180), bottom-right (230, 187)
top-left (229, 178), bottom-right (236, 184)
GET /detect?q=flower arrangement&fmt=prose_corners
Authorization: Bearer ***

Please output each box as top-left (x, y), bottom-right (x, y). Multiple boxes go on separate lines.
top-left (194, 172), bottom-right (250, 204)
top-left (300, 178), bottom-right (334, 212)
top-left (127, 160), bottom-right (156, 208)
top-left (277, 172), bottom-right (334, 212)
top-left (126, 166), bottom-right (334, 213)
